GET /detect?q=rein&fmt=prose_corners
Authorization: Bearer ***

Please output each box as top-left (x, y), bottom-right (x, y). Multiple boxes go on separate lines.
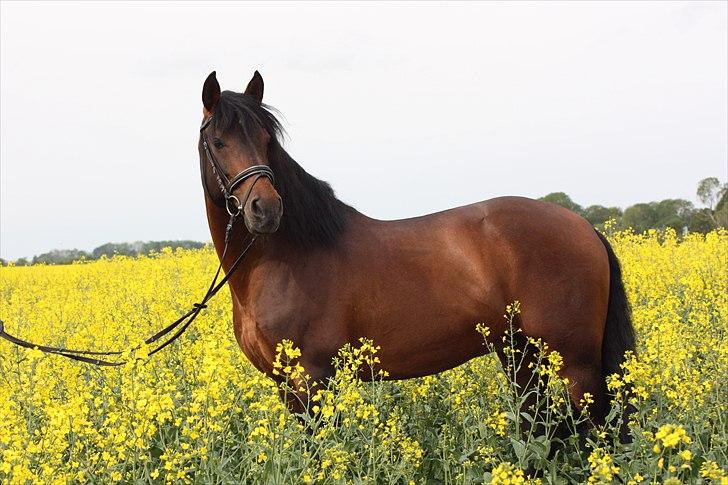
top-left (0, 115), bottom-right (273, 366)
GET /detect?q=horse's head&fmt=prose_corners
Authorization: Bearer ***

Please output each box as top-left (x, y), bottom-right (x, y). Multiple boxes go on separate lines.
top-left (199, 71), bottom-right (283, 234)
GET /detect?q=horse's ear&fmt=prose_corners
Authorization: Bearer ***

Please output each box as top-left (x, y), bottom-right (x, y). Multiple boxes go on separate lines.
top-left (202, 71), bottom-right (221, 112)
top-left (244, 71), bottom-right (264, 104)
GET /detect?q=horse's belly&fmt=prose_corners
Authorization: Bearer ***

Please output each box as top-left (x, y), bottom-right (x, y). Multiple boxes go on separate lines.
top-left (357, 284), bottom-right (504, 380)
top-left (375, 322), bottom-right (490, 380)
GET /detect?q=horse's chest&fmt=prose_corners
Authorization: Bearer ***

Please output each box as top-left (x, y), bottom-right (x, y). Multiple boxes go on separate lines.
top-left (232, 300), bottom-right (303, 376)
top-left (231, 310), bottom-right (275, 375)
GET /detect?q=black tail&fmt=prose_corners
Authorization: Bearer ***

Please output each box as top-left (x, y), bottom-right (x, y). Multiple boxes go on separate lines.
top-left (596, 231), bottom-right (636, 381)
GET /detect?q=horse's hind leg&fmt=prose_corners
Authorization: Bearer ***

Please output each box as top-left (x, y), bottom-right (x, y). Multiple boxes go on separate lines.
top-left (495, 335), bottom-right (561, 479)
top-left (517, 281), bottom-right (610, 435)
top-left (534, 337), bottom-right (609, 438)
top-left (495, 334), bottom-right (550, 439)
top-left (497, 324), bottom-right (608, 441)
top-left (560, 359), bottom-right (608, 425)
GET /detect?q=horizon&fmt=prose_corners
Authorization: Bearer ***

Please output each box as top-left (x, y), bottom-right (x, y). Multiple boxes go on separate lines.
top-left (3, 179), bottom-right (720, 262)
top-left (2, 2), bottom-right (726, 260)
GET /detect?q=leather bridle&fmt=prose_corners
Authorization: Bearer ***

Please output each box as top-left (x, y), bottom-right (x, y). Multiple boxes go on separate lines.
top-left (199, 115), bottom-right (275, 216)
top-left (0, 115), bottom-right (275, 366)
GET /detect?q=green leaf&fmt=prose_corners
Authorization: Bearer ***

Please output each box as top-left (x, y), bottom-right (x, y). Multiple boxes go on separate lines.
top-left (520, 411), bottom-right (535, 424)
top-left (510, 438), bottom-right (527, 461)
top-left (605, 405), bottom-right (619, 423)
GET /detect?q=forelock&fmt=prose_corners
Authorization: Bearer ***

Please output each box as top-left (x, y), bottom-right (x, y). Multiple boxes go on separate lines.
top-left (211, 91), bottom-right (284, 143)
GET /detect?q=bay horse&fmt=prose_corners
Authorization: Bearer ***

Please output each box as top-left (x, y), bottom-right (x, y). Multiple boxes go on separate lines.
top-left (198, 71), bottom-right (635, 428)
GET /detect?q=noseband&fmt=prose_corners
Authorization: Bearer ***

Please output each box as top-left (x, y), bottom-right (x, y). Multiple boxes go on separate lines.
top-left (200, 116), bottom-right (275, 216)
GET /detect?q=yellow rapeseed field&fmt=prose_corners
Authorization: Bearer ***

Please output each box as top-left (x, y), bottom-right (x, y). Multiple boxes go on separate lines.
top-left (1, 229), bottom-right (726, 484)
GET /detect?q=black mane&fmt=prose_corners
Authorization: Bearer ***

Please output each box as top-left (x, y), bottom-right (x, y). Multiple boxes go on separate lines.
top-left (212, 91), bottom-right (350, 248)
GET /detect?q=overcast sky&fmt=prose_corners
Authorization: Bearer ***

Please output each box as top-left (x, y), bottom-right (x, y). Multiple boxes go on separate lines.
top-left (1, 1), bottom-right (726, 260)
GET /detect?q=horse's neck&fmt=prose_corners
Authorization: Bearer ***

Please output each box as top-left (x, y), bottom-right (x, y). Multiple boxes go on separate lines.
top-left (204, 191), bottom-right (341, 274)
top-left (203, 146), bottom-right (362, 297)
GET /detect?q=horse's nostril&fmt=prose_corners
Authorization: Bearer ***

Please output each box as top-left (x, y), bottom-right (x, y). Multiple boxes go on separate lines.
top-left (250, 197), bottom-right (263, 216)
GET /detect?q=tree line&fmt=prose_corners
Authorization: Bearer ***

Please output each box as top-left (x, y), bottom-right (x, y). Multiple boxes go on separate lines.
top-left (539, 177), bottom-right (727, 234)
top-left (3, 240), bottom-right (206, 267)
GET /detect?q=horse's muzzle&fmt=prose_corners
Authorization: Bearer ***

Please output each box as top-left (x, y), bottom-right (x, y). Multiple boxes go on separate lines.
top-left (245, 196), bottom-right (282, 234)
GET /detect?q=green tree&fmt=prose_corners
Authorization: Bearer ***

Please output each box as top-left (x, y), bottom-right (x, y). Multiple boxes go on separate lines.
top-left (91, 242), bottom-right (136, 259)
top-left (621, 199), bottom-right (696, 234)
top-left (583, 205), bottom-right (623, 227)
top-left (687, 208), bottom-right (717, 234)
top-left (655, 199), bottom-right (694, 232)
top-left (621, 203), bottom-right (658, 233)
top-left (716, 189), bottom-right (728, 228)
top-left (538, 192), bottom-right (583, 215)
top-left (695, 177), bottom-right (727, 229)
top-left (140, 240), bottom-right (205, 255)
top-left (32, 249), bottom-right (90, 265)
top-left (696, 177), bottom-right (725, 211)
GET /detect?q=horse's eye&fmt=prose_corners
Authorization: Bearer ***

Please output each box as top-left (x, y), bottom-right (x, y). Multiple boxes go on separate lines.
top-left (213, 139), bottom-right (225, 149)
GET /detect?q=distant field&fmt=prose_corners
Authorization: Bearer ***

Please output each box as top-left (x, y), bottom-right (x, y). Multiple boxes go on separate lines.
top-left (1, 230), bottom-right (726, 484)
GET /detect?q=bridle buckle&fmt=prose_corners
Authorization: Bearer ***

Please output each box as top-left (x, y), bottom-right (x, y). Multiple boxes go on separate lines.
top-left (226, 195), bottom-right (243, 217)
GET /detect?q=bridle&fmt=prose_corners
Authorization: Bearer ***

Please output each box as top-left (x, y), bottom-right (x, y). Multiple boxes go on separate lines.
top-left (199, 115), bottom-right (275, 216)
top-left (0, 115), bottom-right (275, 366)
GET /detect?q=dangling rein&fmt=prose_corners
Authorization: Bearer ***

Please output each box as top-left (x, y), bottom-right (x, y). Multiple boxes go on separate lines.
top-left (0, 116), bottom-right (275, 366)
top-left (0, 215), bottom-right (254, 366)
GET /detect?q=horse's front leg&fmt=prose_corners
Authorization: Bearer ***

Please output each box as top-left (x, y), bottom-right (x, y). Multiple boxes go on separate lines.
top-left (273, 359), bottom-right (333, 417)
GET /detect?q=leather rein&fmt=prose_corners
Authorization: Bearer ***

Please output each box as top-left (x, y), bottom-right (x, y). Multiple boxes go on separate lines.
top-left (0, 115), bottom-right (273, 366)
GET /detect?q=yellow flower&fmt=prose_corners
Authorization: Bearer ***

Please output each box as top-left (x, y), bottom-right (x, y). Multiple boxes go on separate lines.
top-left (490, 461), bottom-right (527, 485)
top-left (588, 449), bottom-right (620, 484)
top-left (655, 424), bottom-right (691, 448)
top-left (700, 461), bottom-right (728, 481)
top-left (0, 229), bottom-right (725, 482)
top-left (679, 449), bottom-right (692, 461)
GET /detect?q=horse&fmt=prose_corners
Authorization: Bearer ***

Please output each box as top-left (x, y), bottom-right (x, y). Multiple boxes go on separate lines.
top-left (198, 70), bottom-right (636, 430)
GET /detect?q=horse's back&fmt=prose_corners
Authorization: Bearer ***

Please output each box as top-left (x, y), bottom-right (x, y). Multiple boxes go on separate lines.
top-left (466, 195), bottom-right (596, 239)
top-left (425, 195), bottom-right (608, 293)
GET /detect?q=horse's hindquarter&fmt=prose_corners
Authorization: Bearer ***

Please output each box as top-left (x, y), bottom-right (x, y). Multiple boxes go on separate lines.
top-left (474, 197), bottom-right (610, 363)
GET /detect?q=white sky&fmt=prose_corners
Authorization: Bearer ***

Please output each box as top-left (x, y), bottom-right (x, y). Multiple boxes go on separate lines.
top-left (1, 1), bottom-right (726, 260)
